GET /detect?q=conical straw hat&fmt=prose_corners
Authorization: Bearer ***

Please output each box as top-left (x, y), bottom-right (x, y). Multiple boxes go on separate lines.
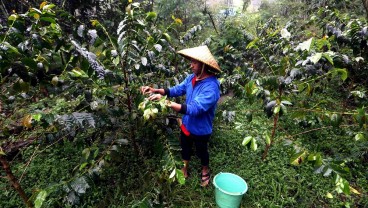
top-left (177, 45), bottom-right (221, 72)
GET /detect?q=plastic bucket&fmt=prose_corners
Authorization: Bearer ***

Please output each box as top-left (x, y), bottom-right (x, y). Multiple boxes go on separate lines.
top-left (213, 172), bottom-right (248, 208)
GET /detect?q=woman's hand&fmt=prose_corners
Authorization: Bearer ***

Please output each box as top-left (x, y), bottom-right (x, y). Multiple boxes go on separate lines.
top-left (148, 93), bottom-right (162, 101)
top-left (140, 86), bottom-right (155, 95)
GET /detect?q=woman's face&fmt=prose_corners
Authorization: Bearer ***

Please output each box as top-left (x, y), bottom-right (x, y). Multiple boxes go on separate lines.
top-left (190, 59), bottom-right (203, 76)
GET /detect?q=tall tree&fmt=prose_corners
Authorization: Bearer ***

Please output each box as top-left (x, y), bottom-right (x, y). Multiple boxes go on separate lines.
top-left (242, 0), bottom-right (251, 12)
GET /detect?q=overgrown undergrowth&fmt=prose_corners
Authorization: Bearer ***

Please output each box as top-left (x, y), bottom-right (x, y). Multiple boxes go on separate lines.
top-left (2, 96), bottom-right (367, 207)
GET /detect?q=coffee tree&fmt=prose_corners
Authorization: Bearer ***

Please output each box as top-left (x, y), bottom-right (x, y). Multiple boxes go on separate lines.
top-left (220, 7), bottom-right (368, 197)
top-left (0, 1), bottom-right (191, 206)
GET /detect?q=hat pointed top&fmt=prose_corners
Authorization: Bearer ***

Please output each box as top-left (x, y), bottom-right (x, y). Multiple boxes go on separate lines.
top-left (177, 45), bottom-right (221, 72)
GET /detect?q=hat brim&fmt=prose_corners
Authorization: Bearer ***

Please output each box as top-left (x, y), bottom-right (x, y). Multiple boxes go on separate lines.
top-left (177, 45), bottom-right (221, 72)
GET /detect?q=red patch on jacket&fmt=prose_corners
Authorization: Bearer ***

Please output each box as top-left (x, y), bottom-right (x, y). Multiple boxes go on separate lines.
top-left (180, 124), bottom-right (190, 136)
top-left (191, 77), bottom-right (196, 87)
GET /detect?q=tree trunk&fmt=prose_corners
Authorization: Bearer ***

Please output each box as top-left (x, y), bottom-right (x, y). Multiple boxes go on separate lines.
top-left (362, 0), bottom-right (368, 20)
top-left (206, 10), bottom-right (219, 35)
top-left (203, 3), bottom-right (218, 35)
top-left (0, 155), bottom-right (32, 208)
top-left (242, 0), bottom-right (250, 12)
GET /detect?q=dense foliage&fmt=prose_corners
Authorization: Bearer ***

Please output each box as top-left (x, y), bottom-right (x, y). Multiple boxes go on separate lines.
top-left (0, 0), bottom-right (367, 207)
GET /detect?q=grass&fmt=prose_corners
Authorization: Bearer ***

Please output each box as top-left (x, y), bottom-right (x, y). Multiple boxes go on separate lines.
top-left (105, 97), bottom-right (367, 207)
top-left (1, 96), bottom-right (367, 207)
top-left (0, 140), bottom-right (84, 207)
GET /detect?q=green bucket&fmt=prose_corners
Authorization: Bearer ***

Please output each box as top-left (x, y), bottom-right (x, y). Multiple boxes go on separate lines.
top-left (213, 172), bottom-right (248, 208)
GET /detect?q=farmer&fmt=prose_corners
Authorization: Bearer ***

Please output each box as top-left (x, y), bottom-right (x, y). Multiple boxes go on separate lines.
top-left (140, 45), bottom-right (221, 187)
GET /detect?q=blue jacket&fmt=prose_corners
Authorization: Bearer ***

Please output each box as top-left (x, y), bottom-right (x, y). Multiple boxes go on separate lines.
top-left (167, 74), bottom-right (220, 135)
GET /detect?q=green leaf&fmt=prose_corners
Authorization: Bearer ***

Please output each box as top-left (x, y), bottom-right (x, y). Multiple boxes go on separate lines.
top-left (315, 38), bottom-right (331, 51)
top-left (281, 104), bottom-right (288, 115)
top-left (113, 57), bottom-right (120, 66)
top-left (30, 8), bottom-right (42, 14)
top-left (169, 168), bottom-right (176, 179)
top-left (22, 58), bottom-right (38, 69)
top-left (42, 4), bottom-right (56, 11)
top-left (281, 100), bottom-right (292, 105)
top-left (330, 163), bottom-right (350, 176)
top-left (307, 153), bottom-right (319, 161)
top-left (246, 38), bottom-right (259, 49)
top-left (141, 57), bottom-right (147, 66)
top-left (250, 138), bottom-right (257, 151)
top-left (0, 148), bottom-right (5, 156)
top-left (82, 148), bottom-right (90, 160)
top-left (163, 33), bottom-right (171, 43)
top-left (32, 114), bottom-right (42, 121)
top-left (40, 17), bottom-right (56, 23)
top-left (176, 168), bottom-right (186, 185)
top-left (330, 113), bottom-right (342, 127)
top-left (79, 162), bottom-right (88, 171)
top-left (116, 139), bottom-right (129, 145)
top-left (290, 151), bottom-right (307, 166)
top-left (93, 149), bottom-right (99, 158)
top-left (323, 52), bottom-right (334, 65)
top-left (143, 108), bottom-right (158, 120)
top-left (273, 105), bottom-right (280, 114)
top-left (35, 190), bottom-right (48, 208)
top-left (326, 192), bottom-right (334, 199)
top-left (138, 100), bottom-right (147, 111)
top-left (297, 83), bottom-right (307, 92)
top-left (265, 134), bottom-right (271, 145)
top-left (1, 42), bottom-right (20, 54)
top-left (335, 175), bottom-right (350, 195)
top-left (245, 80), bottom-right (258, 97)
top-left (354, 133), bottom-right (364, 141)
top-left (354, 57), bottom-right (364, 62)
top-left (137, 19), bottom-right (145, 26)
top-left (350, 90), bottom-right (366, 98)
top-left (280, 28), bottom-right (291, 39)
top-left (154, 44), bottom-right (162, 52)
top-left (295, 38), bottom-right (313, 51)
top-left (8, 14), bottom-right (18, 21)
top-left (146, 12), bottom-right (157, 21)
top-left (331, 68), bottom-right (348, 81)
top-left (307, 83), bottom-right (313, 96)
top-left (310, 53), bottom-right (323, 64)
top-left (68, 68), bottom-right (88, 78)
top-left (234, 122), bottom-right (243, 130)
top-left (308, 152), bottom-right (322, 167)
top-left (242, 136), bottom-right (252, 146)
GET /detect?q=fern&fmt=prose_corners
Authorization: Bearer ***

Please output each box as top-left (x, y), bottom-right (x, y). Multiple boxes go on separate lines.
top-left (117, 6), bottom-right (148, 72)
top-left (180, 23), bottom-right (204, 44)
top-left (57, 112), bottom-right (96, 130)
top-left (71, 40), bottom-right (106, 79)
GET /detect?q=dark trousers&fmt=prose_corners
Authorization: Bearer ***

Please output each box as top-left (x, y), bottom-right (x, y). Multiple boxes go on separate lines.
top-left (180, 131), bottom-right (211, 166)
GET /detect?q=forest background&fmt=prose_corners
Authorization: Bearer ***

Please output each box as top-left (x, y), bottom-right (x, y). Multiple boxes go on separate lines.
top-left (0, 0), bottom-right (367, 207)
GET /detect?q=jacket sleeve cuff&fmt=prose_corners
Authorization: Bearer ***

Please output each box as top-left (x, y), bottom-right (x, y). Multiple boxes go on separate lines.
top-left (164, 88), bottom-right (170, 96)
top-left (179, 103), bottom-right (187, 114)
